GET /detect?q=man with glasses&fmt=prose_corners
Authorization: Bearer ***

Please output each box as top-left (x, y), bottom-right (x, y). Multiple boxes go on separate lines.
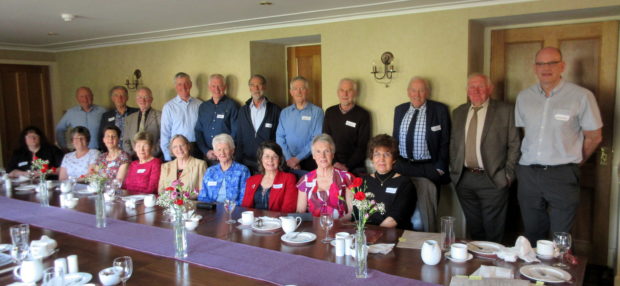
top-left (515, 47), bottom-right (603, 243)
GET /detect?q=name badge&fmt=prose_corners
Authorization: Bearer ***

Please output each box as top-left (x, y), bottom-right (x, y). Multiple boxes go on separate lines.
top-left (306, 181), bottom-right (316, 188)
top-left (108, 117), bottom-right (115, 122)
top-left (273, 184), bottom-right (283, 189)
top-left (345, 120), bottom-right (357, 128)
top-left (137, 169), bottom-right (146, 174)
top-left (18, 161), bottom-right (28, 167)
top-left (265, 123), bottom-right (273, 128)
top-left (431, 125), bottom-right (441, 132)
top-left (386, 187), bottom-right (397, 194)
top-left (554, 114), bottom-right (570, 121)
top-left (301, 116), bottom-right (311, 121)
top-left (216, 114), bottom-right (225, 119)
top-left (207, 181), bottom-right (217, 186)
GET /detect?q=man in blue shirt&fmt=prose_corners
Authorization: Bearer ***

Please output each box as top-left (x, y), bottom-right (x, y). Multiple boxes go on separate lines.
top-left (276, 76), bottom-right (324, 173)
top-left (97, 86), bottom-right (138, 151)
top-left (195, 74), bottom-right (239, 164)
top-left (160, 72), bottom-right (203, 161)
top-left (55, 86), bottom-right (107, 151)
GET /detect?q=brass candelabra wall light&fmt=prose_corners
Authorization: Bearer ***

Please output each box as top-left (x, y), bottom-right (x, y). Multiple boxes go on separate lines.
top-left (371, 52), bottom-right (396, 87)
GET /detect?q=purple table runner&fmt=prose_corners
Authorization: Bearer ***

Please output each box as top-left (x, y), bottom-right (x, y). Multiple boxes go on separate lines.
top-left (0, 196), bottom-right (437, 286)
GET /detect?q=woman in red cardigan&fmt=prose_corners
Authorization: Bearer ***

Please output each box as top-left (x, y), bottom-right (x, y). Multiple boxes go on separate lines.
top-left (242, 141), bottom-right (297, 212)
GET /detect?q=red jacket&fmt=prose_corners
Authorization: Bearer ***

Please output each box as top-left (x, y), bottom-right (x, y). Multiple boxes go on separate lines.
top-left (242, 171), bottom-right (298, 213)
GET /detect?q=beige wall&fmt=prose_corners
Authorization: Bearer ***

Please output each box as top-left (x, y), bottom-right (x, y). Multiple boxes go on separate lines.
top-left (250, 42), bottom-right (287, 107)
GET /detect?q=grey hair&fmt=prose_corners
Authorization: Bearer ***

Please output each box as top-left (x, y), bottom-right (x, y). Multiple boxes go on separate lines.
top-left (311, 133), bottom-right (336, 154)
top-left (408, 76), bottom-right (431, 94)
top-left (174, 72), bottom-right (191, 82)
top-left (289, 76), bottom-right (309, 89)
top-left (136, 87), bottom-right (153, 98)
top-left (467, 73), bottom-right (493, 87)
top-left (338, 78), bottom-right (358, 92)
top-left (212, 133), bottom-right (235, 150)
top-left (109, 86), bottom-right (128, 97)
top-left (209, 74), bottom-right (225, 84)
top-left (169, 134), bottom-right (191, 154)
top-left (249, 74), bottom-right (267, 85)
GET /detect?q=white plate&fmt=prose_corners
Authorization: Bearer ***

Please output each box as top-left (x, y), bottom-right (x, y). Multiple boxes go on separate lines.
top-left (520, 265), bottom-right (572, 283)
top-left (11, 177), bottom-right (29, 183)
top-left (251, 220), bottom-right (281, 232)
top-left (122, 194), bottom-right (147, 201)
top-left (14, 184), bottom-right (38, 191)
top-left (281, 232), bottom-right (317, 244)
top-left (444, 252), bottom-right (473, 263)
top-left (49, 272), bottom-right (92, 286)
top-left (0, 253), bottom-right (11, 267)
top-left (0, 244), bottom-right (11, 252)
top-left (467, 241), bottom-right (503, 255)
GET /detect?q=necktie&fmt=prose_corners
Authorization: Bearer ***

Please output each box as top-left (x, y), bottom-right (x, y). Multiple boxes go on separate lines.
top-left (138, 112), bottom-right (146, 132)
top-left (465, 106), bottom-right (483, 168)
top-left (405, 109), bottom-right (420, 159)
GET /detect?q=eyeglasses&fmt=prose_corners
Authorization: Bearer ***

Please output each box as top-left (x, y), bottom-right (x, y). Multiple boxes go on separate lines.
top-left (535, 61), bottom-right (561, 67)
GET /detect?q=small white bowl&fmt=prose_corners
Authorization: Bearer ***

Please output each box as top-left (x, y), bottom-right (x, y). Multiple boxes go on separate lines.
top-left (99, 267), bottom-right (121, 286)
top-left (64, 198), bottom-right (79, 208)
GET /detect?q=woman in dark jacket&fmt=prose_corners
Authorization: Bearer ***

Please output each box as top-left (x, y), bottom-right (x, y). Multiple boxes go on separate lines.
top-left (8, 126), bottom-right (63, 178)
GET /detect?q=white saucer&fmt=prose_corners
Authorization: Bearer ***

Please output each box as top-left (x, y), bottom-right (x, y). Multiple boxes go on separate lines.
top-left (49, 272), bottom-right (92, 285)
top-left (252, 220), bottom-right (281, 233)
top-left (536, 253), bottom-right (556, 260)
top-left (520, 264), bottom-right (571, 283)
top-left (122, 194), bottom-right (147, 201)
top-left (237, 218), bottom-right (254, 226)
top-left (281, 232), bottom-right (317, 245)
top-left (445, 252), bottom-right (473, 263)
top-left (467, 241), bottom-right (503, 255)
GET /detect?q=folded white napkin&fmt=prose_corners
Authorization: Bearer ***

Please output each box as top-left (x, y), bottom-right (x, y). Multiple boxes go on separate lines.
top-left (471, 265), bottom-right (514, 279)
top-left (496, 236), bottom-right (539, 263)
top-left (368, 243), bottom-right (395, 255)
top-left (29, 235), bottom-right (57, 258)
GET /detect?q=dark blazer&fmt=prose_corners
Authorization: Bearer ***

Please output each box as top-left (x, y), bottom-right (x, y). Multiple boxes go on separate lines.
top-left (393, 100), bottom-right (451, 182)
top-left (98, 107), bottom-right (138, 151)
top-left (235, 98), bottom-right (281, 163)
top-left (449, 99), bottom-right (520, 189)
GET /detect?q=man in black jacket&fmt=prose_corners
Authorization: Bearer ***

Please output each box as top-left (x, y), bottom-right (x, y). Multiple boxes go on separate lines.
top-left (235, 75), bottom-right (281, 173)
top-left (98, 86), bottom-right (138, 151)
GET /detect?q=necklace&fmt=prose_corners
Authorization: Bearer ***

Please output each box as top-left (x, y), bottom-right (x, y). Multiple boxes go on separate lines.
top-left (375, 170), bottom-right (396, 187)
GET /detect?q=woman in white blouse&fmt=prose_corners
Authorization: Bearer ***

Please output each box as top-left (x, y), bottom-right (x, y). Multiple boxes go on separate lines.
top-left (58, 126), bottom-right (100, 180)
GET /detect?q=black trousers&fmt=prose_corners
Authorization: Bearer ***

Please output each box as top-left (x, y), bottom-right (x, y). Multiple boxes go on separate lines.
top-left (394, 158), bottom-right (442, 201)
top-left (516, 164), bottom-right (580, 243)
top-left (455, 170), bottom-right (508, 243)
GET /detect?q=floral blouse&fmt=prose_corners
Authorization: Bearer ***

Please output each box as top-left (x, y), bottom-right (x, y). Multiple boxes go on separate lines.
top-left (198, 162), bottom-right (250, 205)
top-left (60, 149), bottom-right (100, 178)
top-left (95, 151), bottom-right (130, 180)
top-left (296, 168), bottom-right (354, 217)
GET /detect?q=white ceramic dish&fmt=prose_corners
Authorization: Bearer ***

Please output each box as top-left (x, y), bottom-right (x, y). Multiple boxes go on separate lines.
top-left (14, 184), bottom-right (38, 191)
top-left (467, 241), bottom-right (503, 255)
top-left (444, 252), bottom-right (473, 263)
top-left (121, 194), bottom-right (147, 201)
top-left (519, 265), bottom-right (572, 283)
top-left (251, 220), bottom-right (281, 233)
top-left (49, 272), bottom-right (92, 285)
top-left (281, 232), bottom-right (317, 245)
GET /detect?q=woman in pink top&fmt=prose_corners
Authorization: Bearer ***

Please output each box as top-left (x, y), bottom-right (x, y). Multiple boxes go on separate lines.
top-left (122, 132), bottom-right (161, 194)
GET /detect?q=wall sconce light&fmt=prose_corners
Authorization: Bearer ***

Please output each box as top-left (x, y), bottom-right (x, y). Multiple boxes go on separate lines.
top-left (125, 69), bottom-right (143, 90)
top-left (371, 52), bottom-right (396, 87)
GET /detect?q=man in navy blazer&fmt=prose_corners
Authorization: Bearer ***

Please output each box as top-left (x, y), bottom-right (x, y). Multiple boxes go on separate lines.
top-left (393, 77), bottom-right (451, 186)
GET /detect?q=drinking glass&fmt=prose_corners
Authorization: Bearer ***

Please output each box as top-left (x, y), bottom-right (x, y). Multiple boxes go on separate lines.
top-left (113, 256), bottom-right (133, 286)
top-left (553, 232), bottom-right (572, 269)
top-left (223, 199), bottom-right (237, 224)
top-left (10, 224), bottom-right (30, 264)
top-left (27, 170), bottom-right (35, 184)
top-left (440, 216), bottom-right (455, 250)
top-left (112, 179), bottom-right (122, 196)
top-left (320, 213), bottom-right (334, 243)
top-left (42, 266), bottom-right (64, 286)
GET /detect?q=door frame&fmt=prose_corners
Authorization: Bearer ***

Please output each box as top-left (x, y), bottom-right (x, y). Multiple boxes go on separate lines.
top-left (480, 17), bottom-right (620, 267)
top-left (0, 60), bottom-right (60, 167)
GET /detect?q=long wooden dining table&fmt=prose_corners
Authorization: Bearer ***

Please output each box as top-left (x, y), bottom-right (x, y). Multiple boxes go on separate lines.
top-left (0, 183), bottom-right (586, 285)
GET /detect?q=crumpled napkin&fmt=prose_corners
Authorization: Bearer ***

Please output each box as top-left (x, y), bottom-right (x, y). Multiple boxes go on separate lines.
top-left (471, 265), bottom-right (514, 279)
top-left (368, 243), bottom-right (394, 255)
top-left (497, 236), bottom-right (539, 263)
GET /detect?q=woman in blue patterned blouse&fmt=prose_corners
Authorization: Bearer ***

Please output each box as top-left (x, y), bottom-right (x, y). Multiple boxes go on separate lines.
top-left (198, 134), bottom-right (250, 204)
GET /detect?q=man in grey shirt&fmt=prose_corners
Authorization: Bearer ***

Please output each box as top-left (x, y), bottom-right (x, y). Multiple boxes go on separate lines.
top-left (515, 47), bottom-right (602, 243)
top-left (55, 86), bottom-right (107, 150)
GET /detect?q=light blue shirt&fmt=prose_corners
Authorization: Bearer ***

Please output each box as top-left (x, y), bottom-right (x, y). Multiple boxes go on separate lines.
top-left (250, 98), bottom-right (267, 132)
top-left (398, 103), bottom-right (430, 160)
top-left (55, 105), bottom-right (107, 149)
top-left (276, 103), bottom-right (324, 161)
top-left (160, 96), bottom-right (203, 160)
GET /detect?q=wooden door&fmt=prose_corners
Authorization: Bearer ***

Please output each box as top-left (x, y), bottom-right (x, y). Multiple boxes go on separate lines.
top-left (287, 45), bottom-right (322, 107)
top-left (0, 64), bottom-right (54, 166)
top-left (490, 21), bottom-right (618, 265)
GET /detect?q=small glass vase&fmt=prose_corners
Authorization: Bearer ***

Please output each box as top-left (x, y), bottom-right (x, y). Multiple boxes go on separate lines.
top-left (173, 205), bottom-right (188, 258)
top-left (94, 183), bottom-right (106, 228)
top-left (38, 174), bottom-right (49, 207)
top-left (355, 228), bottom-right (368, 278)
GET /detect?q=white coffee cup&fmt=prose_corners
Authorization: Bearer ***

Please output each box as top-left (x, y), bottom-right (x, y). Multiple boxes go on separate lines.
top-left (60, 181), bottom-right (72, 193)
top-left (536, 240), bottom-right (555, 257)
top-left (143, 194), bottom-right (156, 208)
top-left (280, 216), bottom-right (302, 234)
top-left (450, 243), bottom-right (469, 261)
top-left (46, 180), bottom-right (54, 189)
top-left (185, 219), bottom-right (199, 231)
top-left (125, 199), bottom-right (136, 209)
top-left (14, 258), bottom-right (43, 283)
top-left (241, 211), bottom-right (254, 225)
top-left (335, 232), bottom-right (350, 240)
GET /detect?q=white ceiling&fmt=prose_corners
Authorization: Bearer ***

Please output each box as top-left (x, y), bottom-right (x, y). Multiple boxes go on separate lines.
top-left (0, 0), bottom-right (528, 51)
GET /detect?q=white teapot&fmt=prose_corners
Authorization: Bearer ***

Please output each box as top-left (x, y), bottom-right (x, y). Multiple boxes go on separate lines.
top-left (421, 240), bottom-right (442, 265)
